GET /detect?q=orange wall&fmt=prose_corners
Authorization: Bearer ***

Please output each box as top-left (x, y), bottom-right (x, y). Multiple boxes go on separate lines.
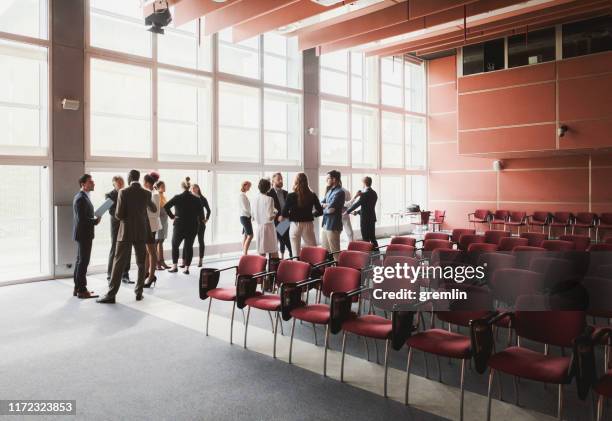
top-left (427, 55), bottom-right (612, 232)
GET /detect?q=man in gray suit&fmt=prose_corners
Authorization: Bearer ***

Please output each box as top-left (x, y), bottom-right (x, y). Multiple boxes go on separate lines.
top-left (98, 169), bottom-right (157, 303)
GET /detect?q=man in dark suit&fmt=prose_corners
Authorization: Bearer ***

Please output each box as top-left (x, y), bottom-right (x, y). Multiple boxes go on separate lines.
top-left (267, 173), bottom-right (292, 258)
top-left (98, 170), bottom-right (157, 303)
top-left (345, 176), bottom-right (378, 247)
top-left (106, 175), bottom-right (131, 284)
top-left (72, 174), bottom-right (101, 299)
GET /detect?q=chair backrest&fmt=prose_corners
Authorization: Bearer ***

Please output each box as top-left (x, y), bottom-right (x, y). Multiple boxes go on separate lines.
top-left (299, 246), bottom-right (329, 266)
top-left (451, 228), bottom-right (476, 243)
top-left (385, 244), bottom-right (416, 257)
top-left (583, 277), bottom-right (612, 318)
top-left (478, 252), bottom-right (516, 280)
top-left (430, 248), bottom-right (464, 268)
top-left (436, 284), bottom-right (493, 327)
top-left (494, 210), bottom-right (510, 220)
top-left (490, 268), bottom-right (544, 306)
top-left (529, 257), bottom-right (581, 289)
top-left (588, 243), bottom-right (612, 252)
top-left (552, 211), bottom-right (572, 224)
top-left (519, 232), bottom-right (547, 247)
top-left (509, 211), bottom-right (527, 223)
top-left (390, 236), bottom-right (417, 247)
top-left (542, 239), bottom-right (575, 251)
top-left (467, 242), bottom-right (498, 253)
top-left (532, 211), bottom-right (550, 223)
top-left (337, 250), bottom-right (369, 271)
top-left (321, 266), bottom-right (361, 298)
top-left (276, 260), bottom-right (311, 285)
top-left (512, 246), bottom-right (547, 269)
top-left (383, 255), bottom-right (419, 269)
top-left (433, 210), bottom-right (445, 223)
top-left (559, 234), bottom-right (591, 252)
top-left (498, 237), bottom-right (528, 251)
top-left (575, 212), bottom-right (596, 225)
top-left (514, 296), bottom-right (585, 347)
top-left (347, 241), bottom-right (374, 253)
top-left (420, 211), bottom-right (431, 225)
top-left (423, 239), bottom-right (453, 252)
top-left (237, 255), bottom-right (268, 276)
top-left (423, 232), bottom-right (450, 242)
top-left (600, 213), bottom-right (612, 225)
top-left (484, 230), bottom-right (511, 245)
top-left (458, 234), bottom-right (485, 251)
top-left (474, 209), bottom-right (490, 220)
top-left (606, 237), bottom-right (612, 245)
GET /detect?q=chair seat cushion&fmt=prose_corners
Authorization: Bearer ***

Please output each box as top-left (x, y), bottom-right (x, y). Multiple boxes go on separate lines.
top-left (491, 219), bottom-right (506, 224)
top-left (573, 223), bottom-right (594, 228)
top-left (530, 221), bottom-right (547, 226)
top-left (506, 221), bottom-right (525, 226)
top-left (470, 218), bottom-right (488, 223)
top-left (595, 371), bottom-right (612, 397)
top-left (598, 224), bottom-right (612, 229)
top-left (550, 222), bottom-right (569, 227)
top-left (488, 346), bottom-right (571, 384)
top-left (245, 294), bottom-right (280, 311)
top-left (406, 329), bottom-right (471, 359)
top-left (208, 287), bottom-right (237, 301)
top-left (291, 304), bottom-right (330, 324)
top-left (343, 315), bottom-right (392, 340)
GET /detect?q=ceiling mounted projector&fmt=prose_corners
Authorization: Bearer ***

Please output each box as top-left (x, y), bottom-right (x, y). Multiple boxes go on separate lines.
top-left (145, 0), bottom-right (172, 34)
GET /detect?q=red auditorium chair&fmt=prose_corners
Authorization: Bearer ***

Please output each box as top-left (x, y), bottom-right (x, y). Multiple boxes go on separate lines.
top-left (572, 212), bottom-right (597, 237)
top-left (490, 210), bottom-right (510, 230)
top-left (451, 228), bottom-right (476, 244)
top-left (423, 232), bottom-right (450, 241)
top-left (607, 237), bottom-right (612, 245)
top-left (583, 277), bottom-right (612, 371)
top-left (528, 211), bottom-right (551, 233)
top-left (542, 239), bottom-right (575, 252)
top-left (203, 255), bottom-right (267, 344)
top-left (425, 249), bottom-right (464, 289)
top-left (504, 211), bottom-right (527, 234)
top-left (422, 239), bottom-right (453, 257)
top-left (512, 246), bottom-right (547, 269)
top-left (484, 298), bottom-right (586, 421)
top-left (596, 213), bottom-right (612, 243)
top-left (288, 246), bottom-right (331, 292)
top-left (589, 243), bottom-right (612, 252)
top-left (347, 240), bottom-right (375, 253)
top-left (489, 268), bottom-right (544, 309)
top-left (384, 244), bottom-right (416, 258)
top-left (595, 370), bottom-right (612, 421)
top-left (243, 260), bottom-right (311, 356)
top-left (520, 232), bottom-right (547, 247)
top-left (549, 212), bottom-right (573, 236)
top-left (478, 252), bottom-right (516, 285)
top-left (285, 266), bottom-right (362, 376)
top-left (559, 234), bottom-right (591, 252)
top-left (429, 210), bottom-right (446, 232)
top-left (468, 209), bottom-right (490, 231)
top-left (498, 237), bottom-right (528, 251)
top-left (457, 234), bottom-right (485, 252)
top-left (390, 236), bottom-right (418, 247)
top-left (484, 230), bottom-right (511, 245)
top-left (405, 285), bottom-right (492, 420)
top-left (337, 250), bottom-right (370, 272)
top-left (467, 243), bottom-right (498, 253)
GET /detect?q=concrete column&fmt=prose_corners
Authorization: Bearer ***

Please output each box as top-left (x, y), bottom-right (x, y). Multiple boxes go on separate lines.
top-left (51, 0), bottom-right (86, 277)
top-left (303, 48), bottom-right (320, 194)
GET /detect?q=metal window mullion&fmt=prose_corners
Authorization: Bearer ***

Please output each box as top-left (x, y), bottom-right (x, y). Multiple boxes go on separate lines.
top-left (259, 34), bottom-right (265, 166)
top-left (151, 32), bottom-right (158, 161)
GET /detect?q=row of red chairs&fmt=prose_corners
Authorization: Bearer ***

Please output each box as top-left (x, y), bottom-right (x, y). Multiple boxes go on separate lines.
top-left (468, 210), bottom-right (612, 240)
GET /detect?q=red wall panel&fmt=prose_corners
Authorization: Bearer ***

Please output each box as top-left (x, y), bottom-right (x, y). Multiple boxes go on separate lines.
top-left (557, 51), bottom-right (612, 79)
top-left (458, 62), bottom-right (555, 93)
top-left (429, 83), bottom-right (457, 114)
top-left (428, 55), bottom-right (456, 85)
top-left (559, 118), bottom-right (612, 150)
top-left (430, 142), bottom-right (493, 171)
top-left (559, 73), bottom-right (612, 121)
top-left (499, 169), bottom-right (589, 203)
top-left (429, 113), bottom-right (457, 142)
top-left (429, 171), bottom-right (497, 202)
top-left (458, 124), bottom-right (556, 154)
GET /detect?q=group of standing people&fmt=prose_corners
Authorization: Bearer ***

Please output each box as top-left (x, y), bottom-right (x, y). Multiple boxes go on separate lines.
top-left (239, 170), bottom-right (378, 260)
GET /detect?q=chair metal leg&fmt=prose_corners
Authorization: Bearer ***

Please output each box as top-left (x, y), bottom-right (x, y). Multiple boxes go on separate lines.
top-left (497, 369), bottom-right (503, 400)
top-left (384, 339), bottom-right (390, 398)
top-left (405, 347), bottom-right (413, 405)
top-left (597, 395), bottom-right (604, 421)
top-left (230, 301), bottom-right (236, 345)
top-left (312, 323), bottom-right (318, 345)
top-left (273, 311), bottom-right (279, 358)
top-left (487, 369), bottom-right (495, 421)
top-left (364, 336), bottom-right (370, 361)
top-left (424, 351), bottom-right (430, 378)
top-left (323, 324), bottom-right (330, 377)
top-left (513, 376), bottom-right (519, 405)
top-left (243, 306), bottom-right (251, 348)
top-left (340, 332), bottom-right (347, 382)
top-left (289, 318), bottom-right (296, 364)
top-left (558, 384), bottom-right (564, 420)
top-left (374, 338), bottom-right (380, 364)
top-left (267, 311), bottom-right (274, 332)
top-left (436, 355), bottom-right (442, 382)
top-left (206, 298), bottom-right (212, 336)
top-left (459, 359), bottom-right (466, 421)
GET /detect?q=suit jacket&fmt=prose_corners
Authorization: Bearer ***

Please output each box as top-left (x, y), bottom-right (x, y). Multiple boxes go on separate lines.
top-left (267, 188), bottom-right (287, 224)
top-left (321, 186), bottom-right (345, 231)
top-left (73, 191), bottom-right (96, 241)
top-left (164, 190), bottom-right (204, 234)
top-left (105, 189), bottom-right (119, 220)
top-left (116, 182), bottom-right (157, 242)
top-left (347, 188), bottom-right (378, 224)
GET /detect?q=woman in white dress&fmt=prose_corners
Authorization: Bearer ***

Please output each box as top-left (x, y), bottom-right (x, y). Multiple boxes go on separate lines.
top-left (252, 178), bottom-right (278, 258)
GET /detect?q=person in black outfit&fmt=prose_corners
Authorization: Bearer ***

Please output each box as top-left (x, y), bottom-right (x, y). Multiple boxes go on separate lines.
top-left (345, 176), bottom-right (378, 247)
top-left (106, 175), bottom-right (131, 284)
top-left (189, 183), bottom-right (211, 267)
top-left (267, 172), bottom-right (292, 258)
top-left (164, 177), bottom-right (204, 275)
top-left (72, 174), bottom-right (101, 299)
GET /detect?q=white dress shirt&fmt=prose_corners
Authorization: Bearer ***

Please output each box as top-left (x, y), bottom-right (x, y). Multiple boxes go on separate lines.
top-left (239, 192), bottom-right (251, 218)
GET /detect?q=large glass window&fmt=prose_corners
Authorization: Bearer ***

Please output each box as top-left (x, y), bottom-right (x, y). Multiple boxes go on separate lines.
top-left (381, 111), bottom-right (403, 168)
top-left (218, 28), bottom-right (260, 79)
top-left (264, 32), bottom-right (301, 89)
top-left (406, 116), bottom-right (426, 169)
top-left (320, 51), bottom-right (348, 97)
top-left (320, 100), bottom-right (349, 166)
top-left (508, 28), bottom-right (555, 68)
top-left (0, 165), bottom-right (49, 282)
top-left (0, 0), bottom-right (48, 39)
top-left (89, 58), bottom-right (152, 158)
top-left (404, 61), bottom-right (425, 113)
top-left (351, 105), bottom-right (378, 168)
top-left (158, 70), bottom-right (212, 162)
top-left (0, 39), bottom-right (48, 156)
top-left (158, 20), bottom-right (212, 71)
top-left (218, 81), bottom-right (260, 162)
top-left (351, 52), bottom-right (378, 104)
top-left (380, 175), bottom-right (404, 226)
top-left (215, 172), bottom-right (260, 244)
top-left (381, 57), bottom-right (403, 108)
top-left (90, 0), bottom-right (151, 57)
top-left (264, 89), bottom-right (302, 166)
top-left (563, 16), bottom-right (612, 59)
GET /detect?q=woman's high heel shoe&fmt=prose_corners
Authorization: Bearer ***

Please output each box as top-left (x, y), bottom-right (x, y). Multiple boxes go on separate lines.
top-left (144, 276), bottom-right (157, 288)
top-left (197, 258), bottom-right (203, 268)
top-left (161, 262), bottom-right (171, 269)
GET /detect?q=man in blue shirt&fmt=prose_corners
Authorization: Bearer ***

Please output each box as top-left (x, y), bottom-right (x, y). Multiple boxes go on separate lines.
top-left (320, 170), bottom-right (345, 260)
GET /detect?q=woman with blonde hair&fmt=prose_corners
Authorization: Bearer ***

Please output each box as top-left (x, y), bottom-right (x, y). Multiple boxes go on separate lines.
top-left (239, 180), bottom-right (253, 255)
top-left (281, 172), bottom-right (323, 255)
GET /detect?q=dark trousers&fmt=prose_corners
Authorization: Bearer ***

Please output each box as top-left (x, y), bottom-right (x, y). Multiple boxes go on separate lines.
top-left (360, 220), bottom-right (378, 247)
top-left (74, 239), bottom-right (92, 293)
top-left (172, 226), bottom-right (197, 266)
top-left (108, 240), bottom-right (146, 297)
top-left (196, 224), bottom-right (206, 259)
top-left (276, 225), bottom-right (292, 257)
top-left (108, 218), bottom-right (130, 279)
